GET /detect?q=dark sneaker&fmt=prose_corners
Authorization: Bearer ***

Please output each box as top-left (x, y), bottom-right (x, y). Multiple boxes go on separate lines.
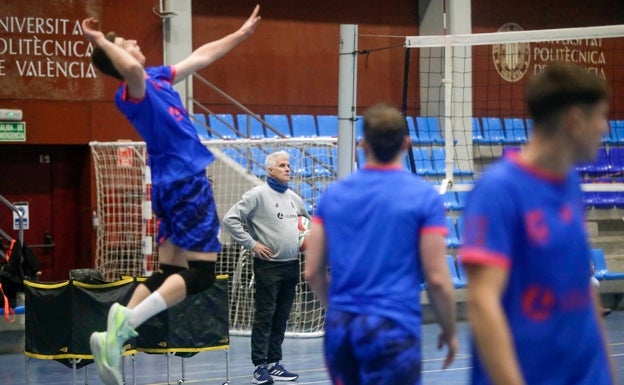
top-left (253, 364), bottom-right (274, 384)
top-left (268, 362), bottom-right (299, 381)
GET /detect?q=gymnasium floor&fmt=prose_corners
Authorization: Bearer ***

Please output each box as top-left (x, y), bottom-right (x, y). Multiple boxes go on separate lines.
top-left (2, 311), bottom-right (624, 385)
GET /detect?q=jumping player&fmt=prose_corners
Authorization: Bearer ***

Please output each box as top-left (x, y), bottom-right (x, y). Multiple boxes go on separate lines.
top-left (305, 104), bottom-right (458, 385)
top-left (81, 6), bottom-right (261, 385)
top-left (461, 61), bottom-right (615, 385)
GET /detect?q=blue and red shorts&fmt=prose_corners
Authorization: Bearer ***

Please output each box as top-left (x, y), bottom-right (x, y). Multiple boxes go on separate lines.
top-left (324, 309), bottom-right (422, 385)
top-left (152, 171), bottom-right (221, 252)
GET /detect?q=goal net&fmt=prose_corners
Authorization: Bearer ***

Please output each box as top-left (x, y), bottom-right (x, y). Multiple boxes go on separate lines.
top-left (90, 138), bottom-right (337, 336)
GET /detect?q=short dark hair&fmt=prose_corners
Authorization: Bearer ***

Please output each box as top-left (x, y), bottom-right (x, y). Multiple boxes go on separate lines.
top-left (91, 32), bottom-right (123, 80)
top-left (526, 61), bottom-right (609, 132)
top-left (363, 103), bottom-right (408, 163)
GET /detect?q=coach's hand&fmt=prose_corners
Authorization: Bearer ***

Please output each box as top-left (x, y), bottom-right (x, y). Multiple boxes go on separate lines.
top-left (253, 242), bottom-right (274, 260)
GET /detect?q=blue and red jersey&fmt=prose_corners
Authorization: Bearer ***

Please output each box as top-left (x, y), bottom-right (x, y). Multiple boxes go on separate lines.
top-left (461, 153), bottom-right (612, 385)
top-left (314, 166), bottom-right (447, 336)
top-left (115, 66), bottom-right (214, 185)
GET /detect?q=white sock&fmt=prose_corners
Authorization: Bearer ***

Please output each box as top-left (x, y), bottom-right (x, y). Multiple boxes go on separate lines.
top-left (128, 291), bottom-right (167, 328)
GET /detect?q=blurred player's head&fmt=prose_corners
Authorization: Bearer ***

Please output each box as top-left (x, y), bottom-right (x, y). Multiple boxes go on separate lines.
top-left (92, 32), bottom-right (145, 80)
top-left (362, 103), bottom-right (409, 164)
top-left (526, 61), bottom-right (609, 162)
top-left (266, 150), bottom-right (291, 183)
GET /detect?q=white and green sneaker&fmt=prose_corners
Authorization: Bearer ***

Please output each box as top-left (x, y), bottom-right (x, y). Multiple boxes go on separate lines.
top-left (105, 303), bottom-right (138, 370)
top-left (90, 331), bottom-right (122, 385)
top-left (90, 303), bottom-right (138, 385)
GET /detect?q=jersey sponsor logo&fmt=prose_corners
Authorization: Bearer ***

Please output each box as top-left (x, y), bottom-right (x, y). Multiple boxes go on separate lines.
top-left (559, 204), bottom-right (573, 223)
top-left (276, 212), bottom-right (297, 220)
top-left (525, 210), bottom-right (549, 245)
top-left (522, 284), bottom-right (555, 321)
top-left (464, 216), bottom-right (488, 246)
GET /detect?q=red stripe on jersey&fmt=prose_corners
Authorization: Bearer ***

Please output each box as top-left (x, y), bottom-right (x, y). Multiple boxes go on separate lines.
top-left (420, 226), bottom-right (448, 236)
top-left (460, 247), bottom-right (511, 270)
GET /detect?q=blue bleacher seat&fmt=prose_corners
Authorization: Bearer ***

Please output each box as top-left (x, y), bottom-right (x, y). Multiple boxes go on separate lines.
top-left (415, 117), bottom-right (444, 145)
top-left (609, 147), bottom-right (624, 173)
top-left (291, 114), bottom-right (318, 137)
top-left (503, 118), bottom-right (528, 144)
top-left (582, 191), bottom-right (598, 208)
top-left (611, 120), bottom-right (624, 144)
top-left (442, 192), bottom-right (459, 211)
top-left (594, 192), bottom-right (617, 209)
top-left (592, 248), bottom-right (624, 280)
top-left (236, 114), bottom-right (265, 139)
top-left (481, 117), bottom-right (507, 144)
top-left (264, 114), bottom-right (291, 137)
top-left (355, 115), bottom-right (364, 142)
top-left (450, 191), bottom-right (468, 211)
top-left (295, 182), bottom-right (314, 213)
top-left (222, 147), bottom-right (247, 169)
top-left (192, 113), bottom-right (211, 140)
top-left (208, 113), bottom-right (238, 139)
top-left (287, 148), bottom-right (312, 178)
top-left (603, 121), bottom-right (617, 144)
top-left (446, 217), bottom-right (461, 248)
top-left (250, 147), bottom-right (269, 177)
top-left (356, 147), bottom-right (366, 169)
top-left (588, 148), bottom-right (610, 175)
top-left (446, 255), bottom-right (465, 289)
top-left (456, 255), bottom-right (468, 288)
top-left (473, 117), bottom-right (485, 143)
top-left (317, 115), bottom-right (338, 137)
top-left (456, 216), bottom-right (465, 242)
top-left (306, 147), bottom-right (334, 177)
top-left (413, 147), bottom-right (435, 176)
top-left (405, 116), bottom-right (419, 144)
top-left (431, 148), bottom-right (473, 176)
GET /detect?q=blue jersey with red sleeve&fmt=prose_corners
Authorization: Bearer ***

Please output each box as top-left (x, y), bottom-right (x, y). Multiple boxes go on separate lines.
top-left (115, 65), bottom-right (214, 185)
top-left (314, 166), bottom-right (448, 336)
top-left (461, 154), bottom-right (612, 385)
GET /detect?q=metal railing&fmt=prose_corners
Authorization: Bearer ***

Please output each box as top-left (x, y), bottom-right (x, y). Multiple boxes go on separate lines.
top-left (189, 73), bottom-right (286, 139)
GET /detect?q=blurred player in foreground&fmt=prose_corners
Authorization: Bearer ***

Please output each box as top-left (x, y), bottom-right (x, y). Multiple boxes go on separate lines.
top-left (305, 103), bottom-right (458, 385)
top-left (461, 61), bottom-right (615, 385)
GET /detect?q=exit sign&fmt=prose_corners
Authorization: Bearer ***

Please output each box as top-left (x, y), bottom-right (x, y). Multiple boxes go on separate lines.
top-left (0, 122), bottom-right (26, 142)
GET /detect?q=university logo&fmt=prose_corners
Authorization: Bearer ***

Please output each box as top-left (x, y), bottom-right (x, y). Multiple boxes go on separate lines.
top-left (492, 23), bottom-right (531, 83)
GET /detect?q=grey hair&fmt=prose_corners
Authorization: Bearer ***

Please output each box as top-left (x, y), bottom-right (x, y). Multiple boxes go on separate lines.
top-left (265, 150), bottom-right (290, 170)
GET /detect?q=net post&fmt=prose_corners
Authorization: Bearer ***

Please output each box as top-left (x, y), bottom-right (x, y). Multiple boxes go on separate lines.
top-left (443, 39), bottom-right (454, 182)
top-left (337, 24), bottom-right (358, 179)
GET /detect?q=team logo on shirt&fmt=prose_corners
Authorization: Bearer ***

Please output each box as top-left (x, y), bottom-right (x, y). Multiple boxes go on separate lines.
top-left (169, 106), bottom-right (183, 122)
top-left (525, 210), bottom-right (549, 245)
top-left (522, 284), bottom-right (555, 322)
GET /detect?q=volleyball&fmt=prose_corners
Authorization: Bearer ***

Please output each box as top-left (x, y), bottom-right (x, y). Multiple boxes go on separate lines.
top-left (297, 216), bottom-right (311, 252)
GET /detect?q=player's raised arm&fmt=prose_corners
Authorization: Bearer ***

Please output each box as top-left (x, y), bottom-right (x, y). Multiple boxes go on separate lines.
top-left (82, 17), bottom-right (146, 99)
top-left (173, 5), bottom-right (261, 83)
